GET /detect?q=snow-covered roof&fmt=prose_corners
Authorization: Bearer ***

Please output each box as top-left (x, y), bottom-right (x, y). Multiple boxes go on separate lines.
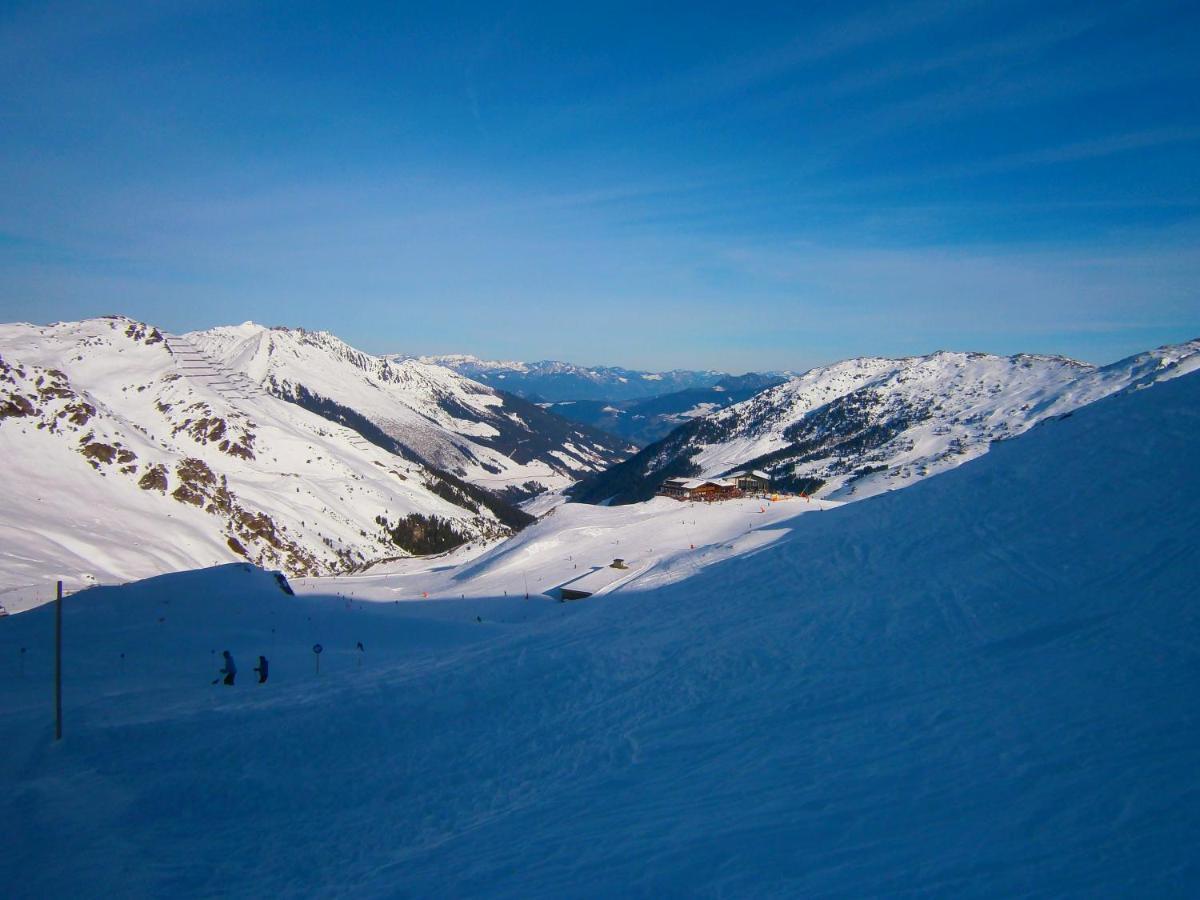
top-left (557, 564), bottom-right (635, 596)
top-left (682, 478), bottom-right (735, 490)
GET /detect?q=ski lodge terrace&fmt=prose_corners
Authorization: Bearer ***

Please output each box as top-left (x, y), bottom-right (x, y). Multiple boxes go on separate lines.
top-left (657, 470), bottom-right (772, 502)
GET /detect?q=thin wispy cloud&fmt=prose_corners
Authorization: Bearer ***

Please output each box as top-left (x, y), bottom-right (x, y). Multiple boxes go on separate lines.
top-left (660, 0), bottom-right (993, 103)
top-left (788, 125), bottom-right (1200, 198)
top-left (826, 40), bottom-right (1200, 147)
top-left (747, 6), bottom-right (1115, 113)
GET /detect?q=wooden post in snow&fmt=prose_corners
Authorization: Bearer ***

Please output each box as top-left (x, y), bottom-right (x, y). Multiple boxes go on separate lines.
top-left (54, 580), bottom-right (63, 741)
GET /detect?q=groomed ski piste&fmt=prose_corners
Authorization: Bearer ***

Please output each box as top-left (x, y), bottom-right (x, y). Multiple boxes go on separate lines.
top-left (1, 371), bottom-right (1198, 897)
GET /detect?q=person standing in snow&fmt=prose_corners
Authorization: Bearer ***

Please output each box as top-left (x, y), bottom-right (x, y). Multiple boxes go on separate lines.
top-left (253, 655), bottom-right (268, 684)
top-left (218, 650), bottom-right (237, 686)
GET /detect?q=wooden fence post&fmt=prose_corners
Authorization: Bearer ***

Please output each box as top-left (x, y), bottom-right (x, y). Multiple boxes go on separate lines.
top-left (55, 580), bottom-right (63, 741)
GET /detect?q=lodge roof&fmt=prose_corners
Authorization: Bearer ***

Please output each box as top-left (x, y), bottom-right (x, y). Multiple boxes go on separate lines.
top-left (682, 478), bottom-right (735, 489)
top-left (729, 469), bottom-right (771, 481)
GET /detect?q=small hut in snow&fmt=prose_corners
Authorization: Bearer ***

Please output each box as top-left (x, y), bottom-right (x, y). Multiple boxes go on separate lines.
top-left (555, 561), bottom-right (636, 601)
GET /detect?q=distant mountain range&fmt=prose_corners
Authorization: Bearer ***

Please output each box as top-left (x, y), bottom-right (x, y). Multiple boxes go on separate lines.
top-left (542, 373), bottom-right (787, 446)
top-left (396, 354), bottom-right (736, 402)
top-left (569, 341), bottom-right (1200, 506)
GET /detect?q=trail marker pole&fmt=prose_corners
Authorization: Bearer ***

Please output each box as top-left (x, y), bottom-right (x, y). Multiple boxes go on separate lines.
top-left (313, 643), bottom-right (323, 675)
top-left (54, 580), bottom-right (63, 741)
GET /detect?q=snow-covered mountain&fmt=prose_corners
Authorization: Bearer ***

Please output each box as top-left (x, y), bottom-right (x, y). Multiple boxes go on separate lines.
top-left (571, 341), bottom-right (1200, 505)
top-left (399, 353), bottom-right (730, 402)
top-left (193, 325), bottom-right (632, 503)
top-left (3, 358), bottom-right (1196, 896)
top-left (0, 317), bottom-right (534, 604)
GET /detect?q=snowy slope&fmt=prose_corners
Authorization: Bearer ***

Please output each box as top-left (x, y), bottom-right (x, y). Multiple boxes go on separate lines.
top-left (292, 492), bottom-right (840, 605)
top-left (193, 325), bottom-right (631, 501)
top-left (573, 340), bottom-right (1200, 504)
top-left (1, 367), bottom-right (1196, 897)
top-left (0, 317), bottom-right (521, 606)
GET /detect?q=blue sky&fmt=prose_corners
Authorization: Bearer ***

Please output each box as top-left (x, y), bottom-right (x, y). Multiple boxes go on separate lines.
top-left (1, 0), bottom-right (1198, 371)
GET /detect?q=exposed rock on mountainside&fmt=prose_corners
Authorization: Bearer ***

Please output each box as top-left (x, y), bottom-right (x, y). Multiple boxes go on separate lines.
top-left (192, 325), bottom-right (634, 502)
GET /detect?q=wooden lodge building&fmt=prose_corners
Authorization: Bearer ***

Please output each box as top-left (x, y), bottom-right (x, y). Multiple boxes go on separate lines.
top-left (658, 469), bottom-right (772, 502)
top-left (658, 477), bottom-right (742, 502)
top-left (730, 470), bottom-right (772, 494)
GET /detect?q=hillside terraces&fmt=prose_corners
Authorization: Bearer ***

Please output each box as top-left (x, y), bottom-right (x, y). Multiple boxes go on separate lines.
top-left (162, 334), bottom-right (269, 404)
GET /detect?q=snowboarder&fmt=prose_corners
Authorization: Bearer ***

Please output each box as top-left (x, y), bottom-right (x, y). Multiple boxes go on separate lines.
top-left (253, 655), bottom-right (269, 684)
top-left (215, 650), bottom-right (237, 686)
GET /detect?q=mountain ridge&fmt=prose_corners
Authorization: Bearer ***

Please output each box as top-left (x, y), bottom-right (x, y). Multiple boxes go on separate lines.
top-left (396, 353), bottom-right (736, 402)
top-left (0, 317), bottom-right (550, 602)
top-left (190, 323), bottom-right (634, 503)
top-left (569, 340), bottom-right (1200, 505)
